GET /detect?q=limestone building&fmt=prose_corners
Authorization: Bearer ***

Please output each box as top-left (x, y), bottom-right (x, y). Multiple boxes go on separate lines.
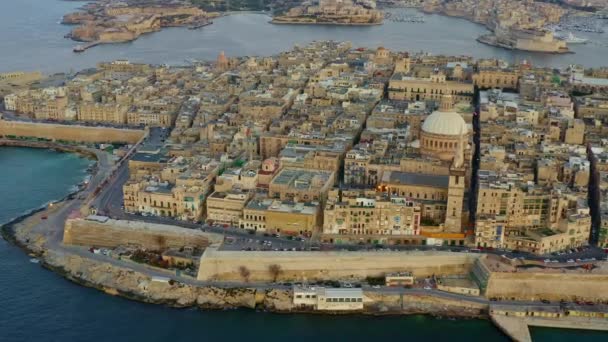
top-left (388, 69), bottom-right (473, 103)
top-left (322, 189), bottom-right (422, 244)
top-left (268, 168), bottom-right (335, 204)
top-left (206, 190), bottom-right (252, 225)
top-left (239, 198), bottom-right (321, 236)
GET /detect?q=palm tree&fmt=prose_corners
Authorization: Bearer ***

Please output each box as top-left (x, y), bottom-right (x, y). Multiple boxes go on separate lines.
top-left (268, 264), bottom-right (282, 282)
top-left (238, 266), bottom-right (251, 283)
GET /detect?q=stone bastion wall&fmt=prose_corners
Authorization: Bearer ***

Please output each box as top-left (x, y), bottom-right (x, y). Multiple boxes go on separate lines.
top-left (63, 218), bottom-right (223, 250)
top-left (0, 119), bottom-right (145, 144)
top-left (485, 270), bottom-right (608, 301)
top-left (197, 248), bottom-right (482, 282)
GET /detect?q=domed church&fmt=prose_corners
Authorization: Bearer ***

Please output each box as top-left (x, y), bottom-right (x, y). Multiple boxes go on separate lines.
top-left (420, 94), bottom-right (469, 162)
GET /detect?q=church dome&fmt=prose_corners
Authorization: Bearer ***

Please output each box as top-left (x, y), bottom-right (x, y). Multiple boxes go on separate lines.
top-left (422, 111), bottom-right (468, 136)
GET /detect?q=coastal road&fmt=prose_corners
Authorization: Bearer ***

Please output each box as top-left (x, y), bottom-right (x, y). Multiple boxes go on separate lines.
top-left (30, 147), bottom-right (115, 248)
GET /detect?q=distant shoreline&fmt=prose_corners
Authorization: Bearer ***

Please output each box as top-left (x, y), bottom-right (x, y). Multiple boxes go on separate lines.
top-left (270, 20), bottom-right (383, 26)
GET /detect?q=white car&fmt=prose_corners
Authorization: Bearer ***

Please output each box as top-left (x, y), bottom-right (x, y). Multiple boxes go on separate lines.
top-left (423, 286), bottom-right (432, 290)
top-left (567, 259), bottom-right (575, 263)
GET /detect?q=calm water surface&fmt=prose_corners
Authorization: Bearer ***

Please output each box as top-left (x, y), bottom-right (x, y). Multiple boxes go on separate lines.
top-left (1, 0), bottom-right (608, 73)
top-left (2, 1), bottom-right (608, 340)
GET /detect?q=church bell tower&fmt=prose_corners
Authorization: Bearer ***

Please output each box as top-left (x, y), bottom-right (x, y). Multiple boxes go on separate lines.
top-left (444, 126), bottom-right (466, 233)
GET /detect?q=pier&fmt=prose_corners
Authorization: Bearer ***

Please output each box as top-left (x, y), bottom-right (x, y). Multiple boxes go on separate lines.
top-left (490, 305), bottom-right (608, 341)
top-left (188, 20), bottom-right (213, 30)
top-left (73, 41), bottom-right (100, 53)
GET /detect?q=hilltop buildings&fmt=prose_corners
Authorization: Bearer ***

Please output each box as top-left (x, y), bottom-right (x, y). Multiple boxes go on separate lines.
top-left (272, 0), bottom-right (383, 25)
top-left (5, 41), bottom-right (605, 255)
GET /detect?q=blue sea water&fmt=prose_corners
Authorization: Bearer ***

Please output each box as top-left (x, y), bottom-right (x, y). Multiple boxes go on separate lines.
top-left (1, 0), bottom-right (608, 73)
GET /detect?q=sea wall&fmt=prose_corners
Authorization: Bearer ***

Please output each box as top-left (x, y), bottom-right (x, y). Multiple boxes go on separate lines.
top-left (0, 119), bottom-right (145, 143)
top-left (0, 139), bottom-right (98, 159)
top-left (63, 218), bottom-right (223, 250)
top-left (35, 250), bottom-right (488, 315)
top-left (515, 39), bottom-right (567, 53)
top-left (486, 271), bottom-right (608, 301)
top-left (197, 248), bottom-right (481, 282)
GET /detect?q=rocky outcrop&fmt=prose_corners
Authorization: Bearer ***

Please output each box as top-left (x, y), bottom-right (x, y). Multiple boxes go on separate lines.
top-left (63, 5), bottom-right (215, 47)
top-left (41, 250), bottom-right (263, 308)
top-left (197, 287), bottom-right (257, 309)
top-left (62, 12), bottom-right (96, 25)
top-left (365, 292), bottom-right (488, 317)
top-left (263, 289), bottom-right (295, 311)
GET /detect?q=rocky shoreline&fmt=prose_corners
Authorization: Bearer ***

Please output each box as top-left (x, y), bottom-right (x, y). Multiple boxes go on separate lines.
top-left (0, 139), bottom-right (99, 160)
top-left (270, 20), bottom-right (383, 26)
top-left (1, 201), bottom-right (489, 318)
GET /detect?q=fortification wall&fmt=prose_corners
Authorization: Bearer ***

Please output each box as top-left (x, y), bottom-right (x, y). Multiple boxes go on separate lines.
top-left (0, 119), bottom-right (145, 143)
top-left (486, 271), bottom-right (608, 301)
top-left (197, 249), bottom-right (481, 282)
top-left (63, 218), bottom-right (222, 250)
top-left (515, 39), bottom-right (566, 52)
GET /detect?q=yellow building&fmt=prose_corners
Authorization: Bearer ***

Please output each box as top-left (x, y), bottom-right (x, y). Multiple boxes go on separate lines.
top-left (127, 110), bottom-right (176, 127)
top-left (123, 179), bottom-right (207, 222)
top-left (206, 190), bottom-right (252, 225)
top-left (78, 102), bottom-right (128, 124)
top-left (388, 71), bottom-right (473, 103)
top-left (473, 68), bottom-right (519, 89)
top-left (503, 213), bottom-right (591, 254)
top-left (322, 189), bottom-right (422, 244)
top-left (475, 215), bottom-right (506, 248)
top-left (269, 168), bottom-right (335, 204)
top-left (239, 198), bottom-right (321, 236)
top-left (385, 272), bottom-right (415, 286)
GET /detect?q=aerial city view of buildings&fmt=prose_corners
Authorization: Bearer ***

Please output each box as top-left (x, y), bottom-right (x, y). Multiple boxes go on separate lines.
top-left (2, 0), bottom-right (608, 340)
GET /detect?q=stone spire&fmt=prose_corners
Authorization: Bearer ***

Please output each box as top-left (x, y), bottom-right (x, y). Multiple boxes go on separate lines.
top-left (216, 51), bottom-right (228, 70)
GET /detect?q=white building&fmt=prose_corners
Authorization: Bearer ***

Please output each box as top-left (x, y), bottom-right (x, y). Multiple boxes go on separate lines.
top-left (292, 286), bottom-right (364, 311)
top-left (293, 286), bottom-right (319, 307)
top-left (316, 288), bottom-right (364, 311)
top-left (4, 93), bottom-right (17, 111)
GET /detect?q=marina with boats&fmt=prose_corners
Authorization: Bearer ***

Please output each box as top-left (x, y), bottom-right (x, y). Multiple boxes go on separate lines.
top-left (384, 10), bottom-right (425, 23)
top-left (550, 14), bottom-right (606, 34)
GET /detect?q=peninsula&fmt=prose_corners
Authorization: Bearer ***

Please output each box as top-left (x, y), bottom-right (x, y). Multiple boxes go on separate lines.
top-left (2, 42), bottom-right (608, 340)
top-left (63, 0), bottom-right (218, 51)
top-left (420, 0), bottom-right (571, 53)
top-left (272, 0), bottom-right (384, 25)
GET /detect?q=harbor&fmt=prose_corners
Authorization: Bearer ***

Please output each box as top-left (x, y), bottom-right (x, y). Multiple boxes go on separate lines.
top-left (384, 10), bottom-right (425, 23)
top-left (550, 14), bottom-right (606, 34)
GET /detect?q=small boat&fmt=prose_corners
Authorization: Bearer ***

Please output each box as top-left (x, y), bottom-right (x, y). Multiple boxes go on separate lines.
top-left (561, 32), bottom-right (588, 44)
top-left (29, 258), bottom-right (40, 264)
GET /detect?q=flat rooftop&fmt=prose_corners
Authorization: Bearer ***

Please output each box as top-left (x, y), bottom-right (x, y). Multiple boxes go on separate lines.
top-left (383, 171), bottom-right (449, 188)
